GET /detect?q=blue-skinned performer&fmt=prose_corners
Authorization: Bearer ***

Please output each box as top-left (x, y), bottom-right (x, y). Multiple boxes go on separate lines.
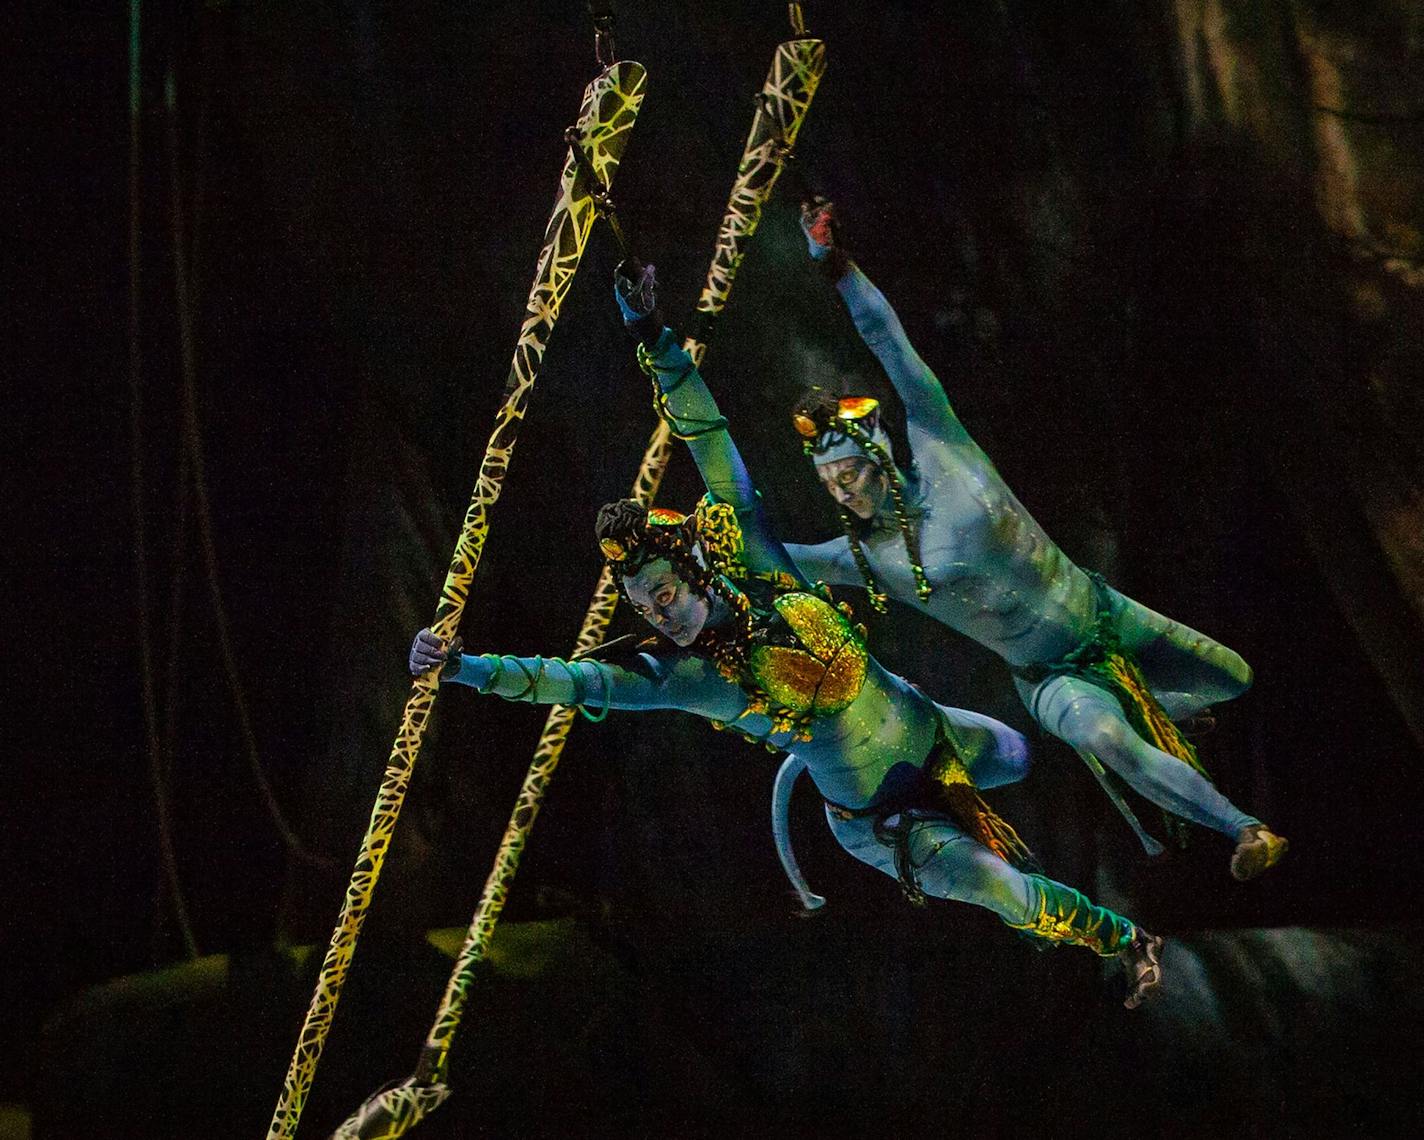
top-left (780, 198), bottom-right (1286, 881)
top-left (408, 263), bottom-right (1166, 1008)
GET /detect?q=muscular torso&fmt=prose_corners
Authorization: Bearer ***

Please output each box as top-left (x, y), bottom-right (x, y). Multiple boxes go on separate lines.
top-left (861, 433), bottom-right (1095, 668)
top-left (787, 264), bottom-right (1103, 671)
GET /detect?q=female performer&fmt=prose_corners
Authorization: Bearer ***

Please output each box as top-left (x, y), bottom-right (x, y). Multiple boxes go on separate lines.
top-left (408, 266), bottom-right (1165, 1008)
top-left (780, 199), bottom-right (1285, 880)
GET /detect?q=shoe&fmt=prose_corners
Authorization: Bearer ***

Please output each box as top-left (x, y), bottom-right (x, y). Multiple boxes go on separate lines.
top-left (1230, 824), bottom-right (1289, 881)
top-left (1120, 931), bottom-right (1165, 1010)
top-left (1174, 707), bottom-right (1217, 739)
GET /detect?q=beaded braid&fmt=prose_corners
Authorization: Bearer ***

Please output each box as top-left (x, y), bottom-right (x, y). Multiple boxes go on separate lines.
top-left (836, 506), bottom-right (888, 613)
top-left (845, 422), bottom-right (932, 603)
top-left (806, 418), bottom-right (933, 611)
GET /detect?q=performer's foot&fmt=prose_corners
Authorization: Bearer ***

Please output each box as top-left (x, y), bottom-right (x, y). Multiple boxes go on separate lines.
top-left (1174, 707), bottom-right (1217, 739)
top-left (1230, 824), bottom-right (1289, 881)
top-left (1120, 930), bottom-right (1165, 1010)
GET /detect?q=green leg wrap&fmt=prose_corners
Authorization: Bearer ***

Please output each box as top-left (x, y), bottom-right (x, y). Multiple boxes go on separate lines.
top-left (1005, 875), bottom-right (1138, 957)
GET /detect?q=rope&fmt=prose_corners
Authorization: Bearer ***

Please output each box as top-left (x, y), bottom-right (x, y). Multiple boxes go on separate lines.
top-left (324, 35), bottom-right (830, 1140)
top-left (164, 60), bottom-right (335, 870)
top-left (157, 24), bottom-right (199, 959)
top-left (129, 0), bottom-right (201, 963)
top-left (266, 60), bottom-right (648, 1140)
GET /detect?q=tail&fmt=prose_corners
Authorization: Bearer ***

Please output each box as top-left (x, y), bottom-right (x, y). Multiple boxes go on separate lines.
top-left (772, 754), bottom-right (826, 911)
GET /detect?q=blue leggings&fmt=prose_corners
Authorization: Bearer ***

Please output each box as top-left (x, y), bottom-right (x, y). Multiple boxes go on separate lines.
top-left (826, 717), bottom-right (1038, 923)
top-left (774, 704), bottom-right (1033, 915)
top-left (1020, 586), bottom-right (1258, 839)
top-left (830, 809), bottom-right (1037, 922)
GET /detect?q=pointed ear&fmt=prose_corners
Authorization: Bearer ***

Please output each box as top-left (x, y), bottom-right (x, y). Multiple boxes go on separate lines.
top-left (680, 516), bottom-right (699, 549)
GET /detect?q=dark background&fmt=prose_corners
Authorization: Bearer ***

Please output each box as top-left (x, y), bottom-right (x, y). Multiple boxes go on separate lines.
top-left (10, 1), bottom-right (1424, 1136)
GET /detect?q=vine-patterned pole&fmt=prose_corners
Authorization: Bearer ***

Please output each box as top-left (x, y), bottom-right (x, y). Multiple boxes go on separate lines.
top-left (325, 34), bottom-right (827, 1140)
top-left (264, 60), bottom-right (647, 1140)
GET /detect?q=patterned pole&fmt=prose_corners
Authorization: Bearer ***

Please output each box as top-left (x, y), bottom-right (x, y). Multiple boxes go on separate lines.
top-left (264, 60), bottom-right (647, 1140)
top-left (326, 37), bottom-right (827, 1140)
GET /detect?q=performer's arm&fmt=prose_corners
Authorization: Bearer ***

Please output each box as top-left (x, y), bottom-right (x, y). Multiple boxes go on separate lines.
top-left (638, 326), bottom-right (758, 511)
top-left (803, 201), bottom-right (970, 449)
top-left (410, 629), bottom-right (732, 715)
top-left (616, 265), bottom-right (807, 584)
top-left (782, 537), bottom-right (857, 588)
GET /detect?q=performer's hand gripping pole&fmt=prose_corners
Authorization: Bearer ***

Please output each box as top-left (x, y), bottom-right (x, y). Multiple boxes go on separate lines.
top-left (263, 59), bottom-right (646, 1140)
top-left (326, 30), bottom-right (826, 1140)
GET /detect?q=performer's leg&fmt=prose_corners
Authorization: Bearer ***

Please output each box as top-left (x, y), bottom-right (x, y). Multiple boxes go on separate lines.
top-left (828, 814), bottom-right (1030, 927)
top-left (1106, 588), bottom-right (1252, 719)
top-left (1027, 674), bottom-right (1259, 839)
top-left (938, 704), bottom-right (1031, 789)
top-left (773, 713), bottom-right (1025, 915)
top-left (827, 813), bottom-right (1164, 1005)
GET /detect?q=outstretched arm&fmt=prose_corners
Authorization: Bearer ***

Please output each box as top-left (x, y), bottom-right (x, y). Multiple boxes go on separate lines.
top-left (615, 264), bottom-right (806, 585)
top-left (409, 628), bottom-right (741, 718)
top-left (802, 201), bottom-right (970, 449)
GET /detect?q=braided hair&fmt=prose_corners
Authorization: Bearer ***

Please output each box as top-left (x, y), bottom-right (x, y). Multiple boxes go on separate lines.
top-left (595, 498), bottom-right (755, 675)
top-left (791, 387), bottom-right (932, 611)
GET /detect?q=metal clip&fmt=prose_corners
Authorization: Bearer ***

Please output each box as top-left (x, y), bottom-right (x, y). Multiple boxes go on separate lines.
top-left (564, 125), bottom-right (629, 255)
top-left (588, 1), bottom-right (617, 67)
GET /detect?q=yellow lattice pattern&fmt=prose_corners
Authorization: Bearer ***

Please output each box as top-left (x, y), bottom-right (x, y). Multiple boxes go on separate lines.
top-left (417, 422), bottom-right (673, 1081)
top-left (266, 60), bottom-right (646, 1140)
top-left (334, 38), bottom-right (828, 1139)
top-left (330, 1081), bottom-right (451, 1140)
top-left (687, 38), bottom-right (826, 361)
top-left (403, 30), bottom-right (826, 1106)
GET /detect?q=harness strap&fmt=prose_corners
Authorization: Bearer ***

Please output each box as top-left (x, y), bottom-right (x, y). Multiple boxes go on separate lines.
top-left (823, 719), bottom-right (1036, 906)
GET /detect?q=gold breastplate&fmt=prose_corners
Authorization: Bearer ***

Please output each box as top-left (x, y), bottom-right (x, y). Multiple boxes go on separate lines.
top-left (746, 592), bottom-right (868, 717)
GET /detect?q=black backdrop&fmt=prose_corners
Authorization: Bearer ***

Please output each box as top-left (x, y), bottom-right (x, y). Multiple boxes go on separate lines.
top-left (11, 2), bottom-right (1424, 1136)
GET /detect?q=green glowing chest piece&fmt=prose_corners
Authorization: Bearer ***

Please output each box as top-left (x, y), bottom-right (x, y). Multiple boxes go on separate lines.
top-left (747, 592), bottom-right (868, 717)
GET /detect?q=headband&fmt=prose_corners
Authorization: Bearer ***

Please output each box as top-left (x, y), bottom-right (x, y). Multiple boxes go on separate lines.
top-left (793, 396), bottom-right (895, 466)
top-left (599, 497), bottom-right (745, 580)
